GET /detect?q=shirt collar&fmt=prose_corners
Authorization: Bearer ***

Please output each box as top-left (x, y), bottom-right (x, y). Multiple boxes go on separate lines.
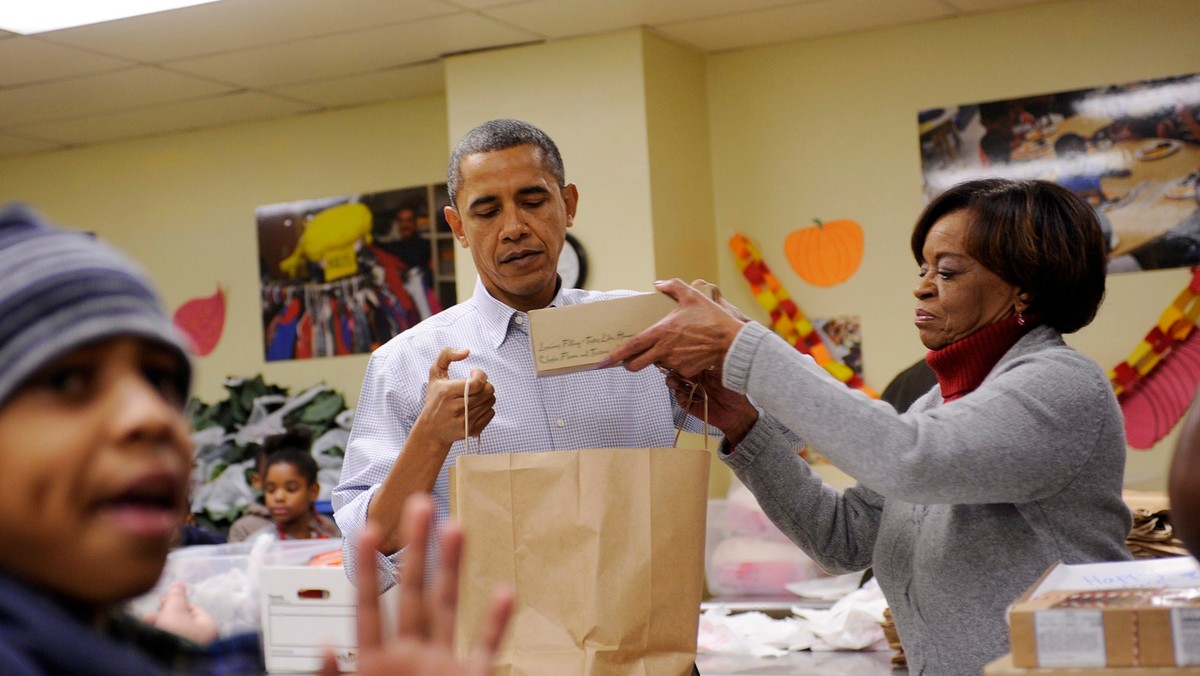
top-left (471, 276), bottom-right (571, 350)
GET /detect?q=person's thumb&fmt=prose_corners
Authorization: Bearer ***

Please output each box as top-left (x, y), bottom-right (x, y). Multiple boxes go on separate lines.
top-left (429, 346), bottom-right (470, 380)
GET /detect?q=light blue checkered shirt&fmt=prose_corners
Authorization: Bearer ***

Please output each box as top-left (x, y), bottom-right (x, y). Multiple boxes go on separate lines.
top-left (333, 278), bottom-right (697, 589)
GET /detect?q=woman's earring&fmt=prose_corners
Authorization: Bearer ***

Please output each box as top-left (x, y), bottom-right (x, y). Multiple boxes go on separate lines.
top-left (1016, 305), bottom-right (1026, 326)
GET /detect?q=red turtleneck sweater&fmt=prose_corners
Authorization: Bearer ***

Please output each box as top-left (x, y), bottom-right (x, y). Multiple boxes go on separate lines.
top-left (925, 315), bottom-right (1036, 402)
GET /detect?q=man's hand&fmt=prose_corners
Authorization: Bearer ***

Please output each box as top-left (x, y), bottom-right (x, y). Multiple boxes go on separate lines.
top-left (367, 347), bottom-right (496, 554)
top-left (416, 347), bottom-right (495, 445)
top-left (321, 496), bottom-right (515, 676)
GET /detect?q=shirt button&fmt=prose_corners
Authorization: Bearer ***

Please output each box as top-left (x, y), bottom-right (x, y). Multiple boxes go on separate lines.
top-left (556, 418), bottom-right (564, 428)
top-left (514, 315), bottom-right (525, 325)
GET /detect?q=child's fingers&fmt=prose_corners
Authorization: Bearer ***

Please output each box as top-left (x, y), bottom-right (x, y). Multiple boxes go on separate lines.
top-left (397, 494), bottom-right (433, 637)
top-left (355, 523), bottom-right (385, 650)
top-left (317, 648), bottom-right (340, 676)
top-left (429, 521), bottom-right (464, 647)
top-left (474, 586), bottom-right (515, 663)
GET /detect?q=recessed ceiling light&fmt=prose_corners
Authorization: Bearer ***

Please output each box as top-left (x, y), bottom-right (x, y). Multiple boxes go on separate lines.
top-left (0, 0), bottom-right (223, 35)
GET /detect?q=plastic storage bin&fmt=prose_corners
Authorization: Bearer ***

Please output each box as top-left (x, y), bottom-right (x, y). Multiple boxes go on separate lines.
top-left (129, 536), bottom-right (342, 637)
top-left (706, 497), bottom-right (825, 597)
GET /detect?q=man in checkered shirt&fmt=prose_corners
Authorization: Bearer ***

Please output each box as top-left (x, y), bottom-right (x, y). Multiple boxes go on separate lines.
top-left (333, 119), bottom-right (701, 588)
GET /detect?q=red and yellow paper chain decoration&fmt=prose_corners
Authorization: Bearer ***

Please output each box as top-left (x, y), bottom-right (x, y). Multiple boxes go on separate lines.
top-left (729, 233), bottom-right (878, 398)
top-left (1110, 267), bottom-right (1200, 397)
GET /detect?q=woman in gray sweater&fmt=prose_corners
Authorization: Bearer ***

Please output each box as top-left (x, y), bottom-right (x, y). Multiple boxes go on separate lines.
top-left (608, 178), bottom-right (1132, 675)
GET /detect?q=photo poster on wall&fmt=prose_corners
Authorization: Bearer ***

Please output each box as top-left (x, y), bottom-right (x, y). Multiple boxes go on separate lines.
top-left (917, 72), bottom-right (1200, 274)
top-left (256, 184), bottom-right (457, 361)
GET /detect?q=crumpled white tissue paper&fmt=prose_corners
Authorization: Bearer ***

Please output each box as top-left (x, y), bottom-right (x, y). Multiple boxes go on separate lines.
top-left (698, 578), bottom-right (888, 656)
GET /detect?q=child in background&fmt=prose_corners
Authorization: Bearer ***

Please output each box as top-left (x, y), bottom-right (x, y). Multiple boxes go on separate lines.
top-left (0, 204), bottom-right (262, 674)
top-left (227, 427), bottom-right (312, 542)
top-left (260, 448), bottom-right (341, 540)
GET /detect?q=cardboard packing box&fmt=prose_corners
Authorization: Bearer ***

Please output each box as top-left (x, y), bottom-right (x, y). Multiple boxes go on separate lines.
top-left (528, 292), bottom-right (676, 376)
top-left (1007, 556), bottom-right (1200, 669)
top-left (260, 565), bottom-right (400, 673)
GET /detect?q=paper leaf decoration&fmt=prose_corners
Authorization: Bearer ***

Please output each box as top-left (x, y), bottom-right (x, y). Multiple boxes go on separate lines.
top-left (784, 218), bottom-right (864, 287)
top-left (173, 286), bottom-right (226, 357)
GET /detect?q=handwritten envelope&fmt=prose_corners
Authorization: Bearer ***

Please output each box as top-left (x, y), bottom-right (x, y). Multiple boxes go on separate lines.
top-left (528, 292), bottom-right (676, 376)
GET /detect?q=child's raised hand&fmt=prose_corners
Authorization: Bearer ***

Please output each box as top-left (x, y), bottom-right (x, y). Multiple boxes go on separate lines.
top-left (319, 495), bottom-right (514, 675)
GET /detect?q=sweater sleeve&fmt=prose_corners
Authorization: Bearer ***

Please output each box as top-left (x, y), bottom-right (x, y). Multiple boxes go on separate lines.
top-left (724, 321), bottom-right (1121, 505)
top-left (721, 413), bottom-right (883, 573)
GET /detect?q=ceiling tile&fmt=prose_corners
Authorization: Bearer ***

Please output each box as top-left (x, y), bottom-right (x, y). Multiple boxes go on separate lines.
top-left (166, 13), bottom-right (540, 88)
top-left (10, 91), bottom-right (315, 146)
top-left (35, 0), bottom-right (461, 63)
top-left (269, 61), bottom-right (445, 108)
top-left (0, 67), bottom-right (235, 127)
top-left (484, 0), bottom-right (803, 39)
top-left (657, 0), bottom-right (956, 52)
top-left (943, 0), bottom-right (1057, 12)
top-left (0, 132), bottom-right (64, 157)
top-left (0, 37), bottom-right (131, 87)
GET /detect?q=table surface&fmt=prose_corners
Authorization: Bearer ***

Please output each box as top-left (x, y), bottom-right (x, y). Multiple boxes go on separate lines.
top-left (697, 649), bottom-right (904, 675)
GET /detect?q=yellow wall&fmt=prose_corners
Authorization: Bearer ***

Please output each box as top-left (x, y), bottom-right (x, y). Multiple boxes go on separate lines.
top-left (0, 0), bottom-right (1196, 489)
top-left (0, 96), bottom-right (450, 404)
top-left (706, 0), bottom-right (1200, 490)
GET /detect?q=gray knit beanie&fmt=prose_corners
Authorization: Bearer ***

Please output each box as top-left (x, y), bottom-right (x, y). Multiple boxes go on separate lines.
top-left (0, 203), bottom-right (192, 407)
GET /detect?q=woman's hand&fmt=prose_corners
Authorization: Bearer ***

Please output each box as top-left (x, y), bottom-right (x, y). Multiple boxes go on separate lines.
top-left (322, 495), bottom-right (515, 676)
top-left (606, 279), bottom-right (746, 380)
top-left (415, 347), bottom-right (495, 445)
top-left (666, 370), bottom-right (759, 446)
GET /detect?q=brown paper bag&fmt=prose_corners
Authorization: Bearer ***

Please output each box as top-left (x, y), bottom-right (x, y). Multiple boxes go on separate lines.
top-left (451, 447), bottom-right (710, 675)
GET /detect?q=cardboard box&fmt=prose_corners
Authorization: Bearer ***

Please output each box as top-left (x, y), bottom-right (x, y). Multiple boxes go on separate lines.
top-left (528, 292), bottom-right (676, 376)
top-left (1007, 557), bottom-right (1200, 669)
top-left (260, 565), bottom-right (400, 673)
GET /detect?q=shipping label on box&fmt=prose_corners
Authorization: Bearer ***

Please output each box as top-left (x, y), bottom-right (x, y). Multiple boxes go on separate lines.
top-left (528, 292), bottom-right (676, 376)
top-left (1008, 557), bottom-right (1200, 669)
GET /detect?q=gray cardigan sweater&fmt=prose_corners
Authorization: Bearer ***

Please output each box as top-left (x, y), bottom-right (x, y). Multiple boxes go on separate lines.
top-left (720, 322), bottom-right (1131, 675)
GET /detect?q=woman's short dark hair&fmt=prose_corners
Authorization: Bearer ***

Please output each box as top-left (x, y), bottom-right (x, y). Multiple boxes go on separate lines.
top-left (263, 448), bottom-right (319, 485)
top-left (910, 178), bottom-right (1106, 334)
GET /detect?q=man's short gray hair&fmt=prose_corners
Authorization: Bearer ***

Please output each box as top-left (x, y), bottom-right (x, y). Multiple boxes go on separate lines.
top-left (447, 119), bottom-right (566, 206)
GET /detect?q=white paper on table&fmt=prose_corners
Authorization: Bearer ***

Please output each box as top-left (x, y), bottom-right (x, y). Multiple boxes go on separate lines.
top-left (698, 578), bottom-right (888, 656)
top-left (792, 578), bottom-right (888, 651)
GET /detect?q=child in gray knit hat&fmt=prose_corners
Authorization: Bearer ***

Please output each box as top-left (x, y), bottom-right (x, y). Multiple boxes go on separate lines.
top-left (0, 204), bottom-right (514, 675)
top-left (0, 203), bottom-right (265, 674)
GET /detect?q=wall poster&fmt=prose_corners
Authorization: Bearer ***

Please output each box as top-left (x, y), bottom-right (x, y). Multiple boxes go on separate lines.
top-left (257, 184), bottom-right (457, 361)
top-left (918, 73), bottom-right (1200, 273)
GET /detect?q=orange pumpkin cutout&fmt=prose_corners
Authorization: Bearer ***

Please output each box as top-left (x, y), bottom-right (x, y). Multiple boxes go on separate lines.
top-left (785, 218), bottom-right (864, 287)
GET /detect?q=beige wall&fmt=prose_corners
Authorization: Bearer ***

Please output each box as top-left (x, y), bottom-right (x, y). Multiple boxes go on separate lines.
top-left (643, 32), bottom-right (719, 284)
top-left (0, 96), bottom-right (450, 404)
top-left (444, 30), bottom-right (660, 296)
top-left (0, 0), bottom-right (1196, 489)
top-left (706, 0), bottom-right (1200, 490)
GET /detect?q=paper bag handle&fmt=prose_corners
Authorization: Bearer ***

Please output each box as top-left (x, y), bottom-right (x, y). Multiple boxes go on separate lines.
top-left (463, 378), bottom-right (480, 455)
top-left (674, 380), bottom-right (710, 451)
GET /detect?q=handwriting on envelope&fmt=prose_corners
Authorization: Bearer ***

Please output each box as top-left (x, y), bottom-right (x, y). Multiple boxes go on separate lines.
top-left (528, 293), bottom-right (676, 376)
